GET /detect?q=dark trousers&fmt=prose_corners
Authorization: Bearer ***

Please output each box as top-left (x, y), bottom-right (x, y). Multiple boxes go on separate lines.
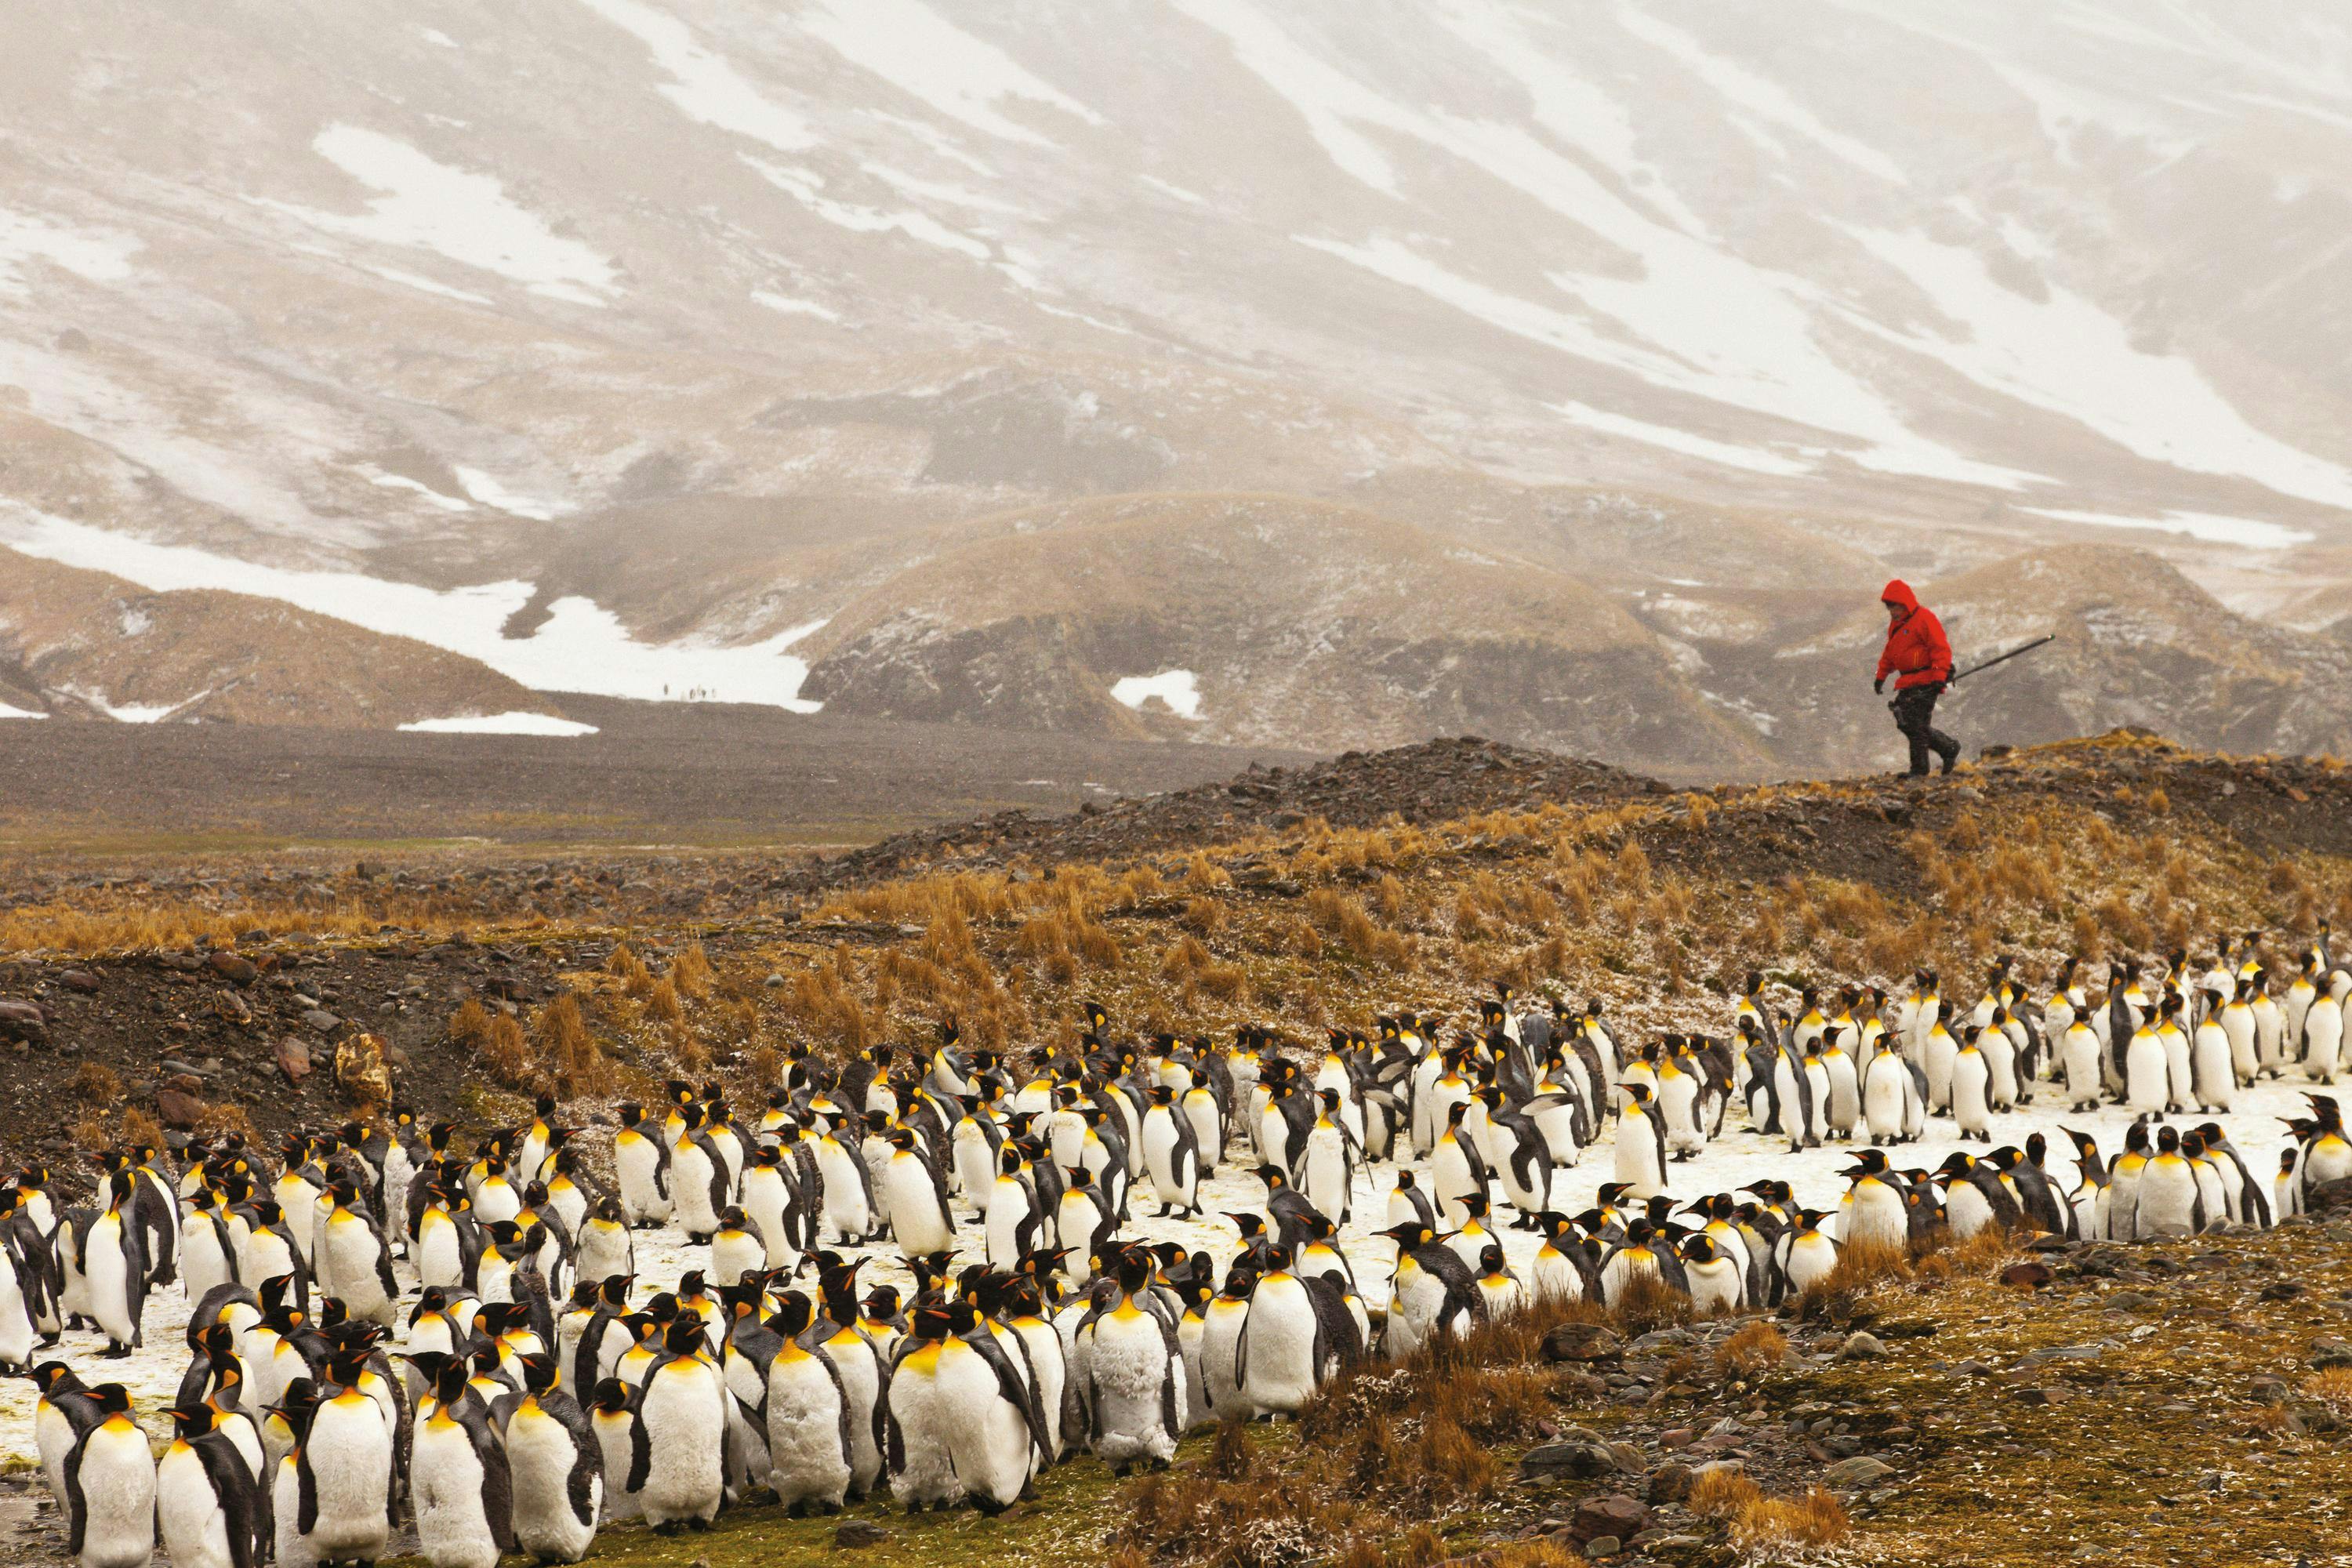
top-left (1890, 684), bottom-right (1959, 775)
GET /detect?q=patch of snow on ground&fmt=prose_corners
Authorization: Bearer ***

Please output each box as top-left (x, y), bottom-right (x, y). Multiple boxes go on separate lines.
top-left (60, 684), bottom-right (185, 722)
top-left (452, 465), bottom-right (570, 521)
top-left (1111, 668), bottom-right (1205, 720)
top-left (1140, 174), bottom-right (1207, 205)
top-left (2025, 506), bottom-right (2315, 550)
top-left (264, 125), bottom-right (618, 306)
top-left (1616, 5), bottom-right (1907, 183)
top-left (799, 0), bottom-right (1102, 147)
top-left (419, 27), bottom-right (458, 48)
top-left (1555, 400), bottom-right (1814, 477)
top-left (0, 700), bottom-right (45, 720)
top-left (747, 159), bottom-right (991, 260)
top-left (0, 205), bottom-right (138, 296)
top-left (1176, 0), bottom-right (1414, 194)
top-left (363, 467), bottom-right (473, 512)
top-left (2, 510), bottom-right (831, 712)
top-left (751, 290), bottom-right (841, 321)
top-left (1847, 225), bottom-right (2352, 511)
top-left (397, 711), bottom-right (600, 736)
top-left (575, 0), bottom-right (814, 154)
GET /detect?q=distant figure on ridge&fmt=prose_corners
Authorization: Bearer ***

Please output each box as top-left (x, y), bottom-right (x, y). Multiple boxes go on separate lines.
top-left (1874, 579), bottom-right (1960, 778)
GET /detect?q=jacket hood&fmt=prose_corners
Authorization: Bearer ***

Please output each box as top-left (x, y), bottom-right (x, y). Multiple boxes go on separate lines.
top-left (1880, 579), bottom-right (1918, 612)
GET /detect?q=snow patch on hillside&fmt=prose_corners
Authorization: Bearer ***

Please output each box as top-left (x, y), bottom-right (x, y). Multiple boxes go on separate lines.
top-left (1112, 669), bottom-right (1205, 720)
top-left (799, 0), bottom-right (1102, 147)
top-left (575, 0), bottom-right (815, 154)
top-left (1, 510), bottom-right (831, 712)
top-left (452, 466), bottom-right (570, 521)
top-left (263, 125), bottom-right (619, 306)
top-left (0, 206), bottom-right (138, 296)
top-left (1555, 401), bottom-right (1813, 477)
top-left (1848, 225), bottom-right (2352, 510)
top-left (0, 700), bottom-right (45, 720)
top-left (2026, 506), bottom-right (2315, 550)
top-left (1617, 6), bottom-right (1908, 184)
top-left (398, 711), bottom-right (599, 735)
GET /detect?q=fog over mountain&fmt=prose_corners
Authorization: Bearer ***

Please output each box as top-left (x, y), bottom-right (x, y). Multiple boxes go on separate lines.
top-left (4, 0), bottom-right (2350, 773)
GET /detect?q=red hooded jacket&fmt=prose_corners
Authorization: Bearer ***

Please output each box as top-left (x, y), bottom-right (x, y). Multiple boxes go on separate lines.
top-left (1875, 579), bottom-right (1952, 691)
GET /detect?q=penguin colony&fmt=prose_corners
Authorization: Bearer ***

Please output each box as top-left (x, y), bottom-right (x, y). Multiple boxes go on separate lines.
top-left (5, 931), bottom-right (2350, 1567)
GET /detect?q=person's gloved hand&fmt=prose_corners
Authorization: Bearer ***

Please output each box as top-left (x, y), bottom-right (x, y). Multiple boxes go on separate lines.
top-left (1873, 676), bottom-right (1885, 695)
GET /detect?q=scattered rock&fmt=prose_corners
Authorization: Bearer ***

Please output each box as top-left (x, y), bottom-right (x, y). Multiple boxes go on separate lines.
top-left (1837, 1332), bottom-right (1887, 1360)
top-left (154, 1088), bottom-right (206, 1129)
top-left (1821, 1457), bottom-right (1893, 1487)
top-left (1520, 1443), bottom-right (1620, 1481)
top-left (1646, 1462), bottom-right (1694, 1503)
top-left (273, 1037), bottom-right (312, 1083)
top-left (1583, 1537), bottom-right (1620, 1559)
top-left (1999, 1261), bottom-right (2054, 1290)
top-left (206, 952), bottom-right (259, 985)
top-left (1542, 1323), bottom-right (1624, 1363)
top-left (2309, 1338), bottom-right (2352, 1370)
top-left (1565, 1494), bottom-right (1650, 1548)
top-left (833, 1521), bottom-right (892, 1548)
top-left (301, 1007), bottom-right (340, 1033)
top-left (57, 970), bottom-right (100, 993)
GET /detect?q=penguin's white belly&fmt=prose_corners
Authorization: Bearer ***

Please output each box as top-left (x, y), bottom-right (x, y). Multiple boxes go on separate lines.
top-left (74, 1425), bottom-right (157, 1568)
top-left (1951, 1055), bottom-right (1991, 1134)
top-left (945, 1344), bottom-right (1034, 1507)
top-left (2125, 1038), bottom-right (2170, 1111)
top-left (817, 1147), bottom-right (870, 1238)
top-left (274, 1458), bottom-right (316, 1568)
top-left (766, 1352), bottom-right (853, 1508)
top-left (1946, 1181), bottom-right (1995, 1239)
top-left (1688, 1258), bottom-right (1742, 1314)
top-left (1301, 1131), bottom-right (1348, 1220)
top-left (1240, 1279), bottom-right (1322, 1415)
top-left (670, 1149), bottom-right (722, 1236)
top-left (637, 1364), bottom-right (726, 1524)
top-left (884, 1161), bottom-right (952, 1257)
top-left (412, 1418), bottom-right (502, 1568)
top-left (304, 1401), bottom-right (393, 1561)
top-left (1784, 1232), bottom-right (1838, 1296)
top-left (158, 1443), bottom-right (235, 1568)
top-left (1088, 1310), bottom-right (1178, 1463)
top-left (1863, 1061), bottom-right (1905, 1136)
top-left (590, 1415), bottom-right (640, 1521)
top-left (2136, 1163), bottom-right (2200, 1238)
top-left (1198, 1305), bottom-right (1250, 1418)
top-left (615, 1140), bottom-right (670, 1223)
top-left (1847, 1185), bottom-right (1907, 1251)
top-left (826, 1336), bottom-right (884, 1490)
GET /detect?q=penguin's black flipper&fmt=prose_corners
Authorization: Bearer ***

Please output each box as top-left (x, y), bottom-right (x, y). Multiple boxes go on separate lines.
top-left (625, 1410), bottom-right (653, 1497)
top-left (63, 1449), bottom-right (89, 1557)
top-left (194, 1432), bottom-right (262, 1568)
top-left (296, 1445), bottom-right (321, 1537)
top-left (966, 1328), bottom-right (1054, 1465)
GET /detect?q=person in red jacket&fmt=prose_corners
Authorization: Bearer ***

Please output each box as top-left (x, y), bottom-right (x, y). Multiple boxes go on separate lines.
top-left (1874, 579), bottom-right (1961, 777)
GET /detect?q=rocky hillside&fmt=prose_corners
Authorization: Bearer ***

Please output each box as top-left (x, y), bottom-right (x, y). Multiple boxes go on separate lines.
top-left (3, 2), bottom-right (2352, 757)
top-left (0, 547), bottom-right (570, 728)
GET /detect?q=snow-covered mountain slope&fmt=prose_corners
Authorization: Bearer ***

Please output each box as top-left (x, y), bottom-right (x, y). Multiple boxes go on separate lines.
top-left (3, 2), bottom-right (2350, 760)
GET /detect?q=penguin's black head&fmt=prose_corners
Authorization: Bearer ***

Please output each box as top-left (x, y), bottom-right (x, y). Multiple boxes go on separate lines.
top-left (1379, 1221), bottom-right (1431, 1247)
top-left (590, 1377), bottom-right (631, 1416)
top-left (106, 1169), bottom-right (136, 1206)
top-left (662, 1318), bottom-right (706, 1356)
top-left (26, 1362), bottom-right (80, 1396)
top-left (677, 1269), bottom-right (709, 1299)
top-left (1478, 1243), bottom-right (1506, 1276)
top-left (2157, 1125), bottom-right (2182, 1153)
top-left (517, 1354), bottom-right (558, 1395)
top-left (909, 1304), bottom-right (955, 1342)
top-left (770, 1291), bottom-right (815, 1339)
top-left (864, 1285), bottom-right (902, 1319)
top-left (165, 1402), bottom-right (213, 1439)
top-left (1263, 1243), bottom-right (1294, 1273)
top-left (1682, 1234), bottom-right (1718, 1264)
top-left (1069, 1167), bottom-right (1096, 1191)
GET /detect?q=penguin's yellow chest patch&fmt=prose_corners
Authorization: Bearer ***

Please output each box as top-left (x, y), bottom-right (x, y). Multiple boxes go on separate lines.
top-left (902, 1342), bottom-right (942, 1378)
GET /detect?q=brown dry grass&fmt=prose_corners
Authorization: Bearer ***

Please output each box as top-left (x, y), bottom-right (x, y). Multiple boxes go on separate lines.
top-left (1715, 1319), bottom-right (1789, 1377)
top-left (71, 1061), bottom-right (122, 1105)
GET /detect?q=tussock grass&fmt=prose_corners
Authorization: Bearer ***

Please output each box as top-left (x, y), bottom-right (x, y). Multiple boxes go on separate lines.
top-left (1715, 1319), bottom-right (1788, 1377)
